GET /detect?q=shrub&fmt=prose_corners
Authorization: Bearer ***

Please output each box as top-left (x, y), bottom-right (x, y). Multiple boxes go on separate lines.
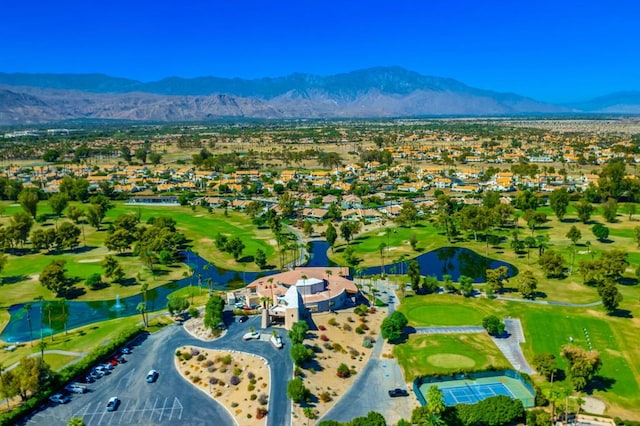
top-left (197, 354), bottom-right (206, 362)
top-left (182, 352), bottom-right (192, 361)
top-left (204, 360), bottom-right (214, 367)
top-left (233, 367), bottom-right (242, 376)
top-left (323, 342), bottom-right (333, 351)
top-left (337, 363), bottom-right (350, 378)
top-left (319, 391), bottom-right (332, 402)
top-left (349, 348), bottom-right (360, 358)
top-left (175, 350), bottom-right (182, 357)
top-left (360, 323), bottom-right (369, 331)
top-left (319, 325), bottom-right (326, 331)
top-left (347, 316), bottom-right (354, 322)
top-left (190, 348), bottom-right (200, 356)
top-left (221, 354), bottom-right (233, 365)
top-left (355, 327), bottom-right (364, 334)
top-left (256, 407), bottom-right (268, 419)
top-left (342, 323), bottom-right (352, 332)
top-left (209, 377), bottom-right (218, 385)
top-left (188, 306), bottom-right (200, 318)
top-left (229, 375), bottom-right (240, 386)
top-left (250, 393), bottom-right (257, 400)
top-left (362, 336), bottom-right (375, 348)
top-left (247, 372), bottom-right (255, 380)
top-left (320, 334), bottom-right (329, 341)
top-left (258, 393), bottom-right (268, 405)
top-left (332, 343), bottom-right (346, 353)
top-left (328, 318), bottom-right (338, 326)
top-left (231, 402), bottom-right (239, 408)
top-left (248, 384), bottom-right (255, 391)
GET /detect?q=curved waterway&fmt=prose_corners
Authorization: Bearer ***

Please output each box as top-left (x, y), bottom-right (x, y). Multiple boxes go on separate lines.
top-left (0, 242), bottom-right (515, 342)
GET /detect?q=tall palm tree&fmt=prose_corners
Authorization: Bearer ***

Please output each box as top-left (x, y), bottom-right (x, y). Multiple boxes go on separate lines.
top-left (378, 242), bottom-right (387, 277)
top-left (140, 283), bottom-right (149, 326)
top-left (24, 303), bottom-right (33, 343)
top-left (136, 303), bottom-right (148, 328)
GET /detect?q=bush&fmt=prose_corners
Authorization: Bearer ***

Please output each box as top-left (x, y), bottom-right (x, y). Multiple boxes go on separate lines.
top-left (323, 342), bottom-right (333, 351)
top-left (256, 407), bottom-right (268, 419)
top-left (342, 323), bottom-right (352, 332)
top-left (355, 327), bottom-right (364, 334)
top-left (230, 375), bottom-right (241, 386)
top-left (197, 354), bottom-right (206, 362)
top-left (221, 354), bottom-right (233, 364)
top-left (190, 348), bottom-right (200, 357)
top-left (362, 336), bottom-right (374, 348)
top-left (247, 371), bottom-right (255, 380)
top-left (209, 377), bottom-right (218, 385)
top-left (182, 352), bottom-right (192, 361)
top-left (320, 334), bottom-right (329, 341)
top-left (258, 393), bottom-right (269, 405)
top-left (319, 325), bottom-right (326, 331)
top-left (337, 363), bottom-right (350, 378)
top-left (328, 318), bottom-right (338, 326)
top-left (332, 343), bottom-right (346, 353)
top-left (248, 384), bottom-right (255, 391)
top-left (233, 367), bottom-right (242, 376)
top-left (250, 393), bottom-right (257, 400)
top-left (319, 391), bottom-right (332, 402)
top-left (188, 307), bottom-right (200, 318)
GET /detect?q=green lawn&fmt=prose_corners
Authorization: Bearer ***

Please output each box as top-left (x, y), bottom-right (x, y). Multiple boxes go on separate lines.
top-left (394, 333), bottom-right (511, 381)
top-left (399, 295), bottom-right (494, 326)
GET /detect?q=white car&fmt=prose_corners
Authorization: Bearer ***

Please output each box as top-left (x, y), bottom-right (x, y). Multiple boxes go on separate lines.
top-left (64, 383), bottom-right (87, 394)
top-left (242, 331), bottom-right (261, 341)
top-left (49, 393), bottom-right (70, 404)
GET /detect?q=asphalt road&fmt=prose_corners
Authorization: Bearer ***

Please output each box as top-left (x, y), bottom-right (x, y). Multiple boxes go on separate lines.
top-left (23, 314), bottom-right (293, 426)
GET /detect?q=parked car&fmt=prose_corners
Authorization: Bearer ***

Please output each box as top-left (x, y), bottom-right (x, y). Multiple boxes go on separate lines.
top-left (108, 359), bottom-right (118, 367)
top-left (270, 334), bottom-right (283, 349)
top-left (238, 315), bottom-right (249, 323)
top-left (242, 331), bottom-right (261, 341)
top-left (95, 366), bottom-right (110, 375)
top-left (388, 388), bottom-right (409, 397)
top-left (83, 375), bottom-right (96, 384)
top-left (121, 347), bottom-right (131, 355)
top-left (113, 355), bottom-right (126, 364)
top-left (146, 369), bottom-right (159, 383)
top-left (49, 393), bottom-right (70, 404)
top-left (64, 383), bottom-right (87, 394)
top-left (89, 369), bottom-right (103, 379)
top-left (106, 396), bottom-right (120, 411)
top-left (102, 362), bottom-right (115, 370)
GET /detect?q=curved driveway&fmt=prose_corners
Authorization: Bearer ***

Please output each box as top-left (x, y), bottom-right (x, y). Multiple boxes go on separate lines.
top-left (25, 315), bottom-right (292, 426)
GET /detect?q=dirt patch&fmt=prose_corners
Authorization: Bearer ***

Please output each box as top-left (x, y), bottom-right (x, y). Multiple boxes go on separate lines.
top-left (291, 307), bottom-right (385, 423)
top-left (77, 258), bottom-right (102, 263)
top-left (175, 346), bottom-right (270, 425)
top-left (581, 396), bottom-right (606, 414)
top-left (182, 316), bottom-right (223, 342)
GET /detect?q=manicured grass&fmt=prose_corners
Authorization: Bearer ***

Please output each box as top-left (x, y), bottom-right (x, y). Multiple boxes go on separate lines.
top-left (394, 333), bottom-right (511, 381)
top-left (42, 352), bottom-right (80, 370)
top-left (399, 295), bottom-right (494, 326)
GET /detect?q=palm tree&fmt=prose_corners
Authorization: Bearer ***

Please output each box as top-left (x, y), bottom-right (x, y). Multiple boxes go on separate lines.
top-left (378, 242), bottom-right (387, 277)
top-left (38, 339), bottom-right (46, 360)
top-left (24, 303), bottom-right (33, 344)
top-left (137, 303), bottom-right (148, 328)
top-left (206, 278), bottom-right (213, 295)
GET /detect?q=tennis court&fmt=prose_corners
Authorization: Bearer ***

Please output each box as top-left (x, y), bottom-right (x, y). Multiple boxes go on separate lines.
top-left (415, 370), bottom-right (536, 408)
top-left (441, 382), bottom-right (514, 405)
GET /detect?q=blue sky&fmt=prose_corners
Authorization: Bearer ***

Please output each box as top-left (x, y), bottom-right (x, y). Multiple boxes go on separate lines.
top-left (2, 0), bottom-right (639, 103)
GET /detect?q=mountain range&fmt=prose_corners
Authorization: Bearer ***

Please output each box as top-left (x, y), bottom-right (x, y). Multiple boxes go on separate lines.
top-left (0, 67), bottom-right (638, 125)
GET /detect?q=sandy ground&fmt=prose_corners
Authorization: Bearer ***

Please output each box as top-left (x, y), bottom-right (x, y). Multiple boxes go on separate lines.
top-left (175, 343), bottom-right (270, 426)
top-left (77, 258), bottom-right (102, 263)
top-left (581, 396), bottom-right (606, 415)
top-left (291, 307), bottom-right (386, 423)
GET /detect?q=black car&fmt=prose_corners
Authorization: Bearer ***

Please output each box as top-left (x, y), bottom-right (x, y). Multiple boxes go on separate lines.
top-left (238, 315), bottom-right (249, 323)
top-left (388, 388), bottom-right (409, 397)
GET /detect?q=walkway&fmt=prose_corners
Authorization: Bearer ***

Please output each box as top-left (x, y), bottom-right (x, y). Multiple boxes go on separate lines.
top-left (491, 318), bottom-right (535, 375)
top-left (496, 295), bottom-right (602, 308)
top-left (414, 326), bottom-right (484, 334)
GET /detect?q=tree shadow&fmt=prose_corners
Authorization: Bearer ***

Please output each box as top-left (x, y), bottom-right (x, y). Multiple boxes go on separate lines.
top-left (118, 277), bottom-right (138, 287)
top-left (618, 277), bottom-right (638, 286)
top-left (72, 245), bottom-right (99, 254)
top-left (1, 275), bottom-right (29, 285)
top-left (302, 359), bottom-right (325, 372)
top-left (531, 291), bottom-right (548, 299)
top-left (586, 375), bottom-right (615, 393)
top-left (609, 308), bottom-right (633, 318)
top-left (64, 286), bottom-right (86, 299)
top-left (562, 218), bottom-right (580, 223)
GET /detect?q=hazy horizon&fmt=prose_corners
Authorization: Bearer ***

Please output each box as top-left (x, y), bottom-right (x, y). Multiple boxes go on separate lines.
top-left (2, 0), bottom-right (639, 103)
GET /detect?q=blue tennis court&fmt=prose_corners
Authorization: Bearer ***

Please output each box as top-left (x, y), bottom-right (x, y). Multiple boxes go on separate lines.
top-left (441, 382), bottom-right (515, 406)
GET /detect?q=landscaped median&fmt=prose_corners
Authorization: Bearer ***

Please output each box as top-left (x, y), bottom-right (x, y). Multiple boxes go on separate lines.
top-left (174, 346), bottom-right (270, 425)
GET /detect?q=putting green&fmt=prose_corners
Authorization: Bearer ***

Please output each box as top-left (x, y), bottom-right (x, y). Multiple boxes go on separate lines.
top-left (427, 353), bottom-right (475, 369)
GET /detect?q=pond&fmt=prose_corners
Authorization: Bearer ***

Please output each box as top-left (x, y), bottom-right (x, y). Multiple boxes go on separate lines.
top-left (363, 246), bottom-right (517, 282)
top-left (0, 244), bottom-right (515, 342)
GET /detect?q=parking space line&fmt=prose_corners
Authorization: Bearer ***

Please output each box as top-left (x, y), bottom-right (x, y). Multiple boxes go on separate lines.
top-left (118, 400), bottom-right (130, 424)
top-left (149, 397), bottom-right (158, 421)
top-left (127, 400), bottom-right (139, 423)
top-left (172, 397), bottom-right (183, 420)
top-left (96, 407), bottom-right (107, 425)
top-left (158, 397), bottom-right (168, 422)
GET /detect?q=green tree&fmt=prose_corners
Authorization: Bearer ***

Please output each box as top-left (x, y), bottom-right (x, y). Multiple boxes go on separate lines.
top-left (602, 197), bottom-right (618, 223)
top-left (40, 259), bottom-right (71, 296)
top-left (290, 343), bottom-right (313, 366)
top-left (532, 353), bottom-right (558, 381)
top-left (67, 417), bottom-right (86, 426)
top-left (325, 222), bottom-right (338, 251)
top-left (538, 250), bottom-right (565, 278)
top-left (426, 385), bottom-right (446, 415)
top-left (599, 281), bottom-right (622, 314)
top-left (18, 189), bottom-right (39, 219)
top-left (136, 302), bottom-right (148, 327)
top-left (575, 199), bottom-right (594, 223)
top-left (203, 294), bottom-right (225, 332)
top-left (408, 259), bottom-right (421, 292)
top-left (340, 221), bottom-right (360, 244)
top-left (148, 152), bottom-right (162, 165)
top-left (10, 211), bottom-right (34, 247)
top-left (286, 377), bottom-right (309, 403)
top-left (9, 357), bottom-right (50, 401)
top-left (65, 205), bottom-right (84, 223)
top-left (381, 311), bottom-right (408, 342)
top-left (254, 248), bottom-right (267, 269)
top-left (57, 222), bottom-right (81, 251)
top-left (167, 296), bottom-right (190, 316)
top-left (225, 236), bottom-right (245, 261)
top-left (48, 193), bottom-right (69, 217)
top-left (396, 201), bottom-right (419, 226)
top-left (85, 273), bottom-right (103, 290)
top-left (518, 270), bottom-right (538, 299)
top-left (485, 266), bottom-right (509, 294)
top-left (549, 187), bottom-right (570, 220)
top-left (459, 275), bottom-right (474, 297)
top-left (591, 223), bottom-right (609, 241)
top-left (634, 226), bottom-right (640, 248)
top-left (561, 345), bottom-right (602, 391)
top-left (289, 321), bottom-right (309, 345)
top-left (482, 315), bottom-right (505, 336)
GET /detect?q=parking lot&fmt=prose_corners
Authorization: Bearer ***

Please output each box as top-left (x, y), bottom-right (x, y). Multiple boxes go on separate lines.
top-left (24, 324), bottom-right (234, 426)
